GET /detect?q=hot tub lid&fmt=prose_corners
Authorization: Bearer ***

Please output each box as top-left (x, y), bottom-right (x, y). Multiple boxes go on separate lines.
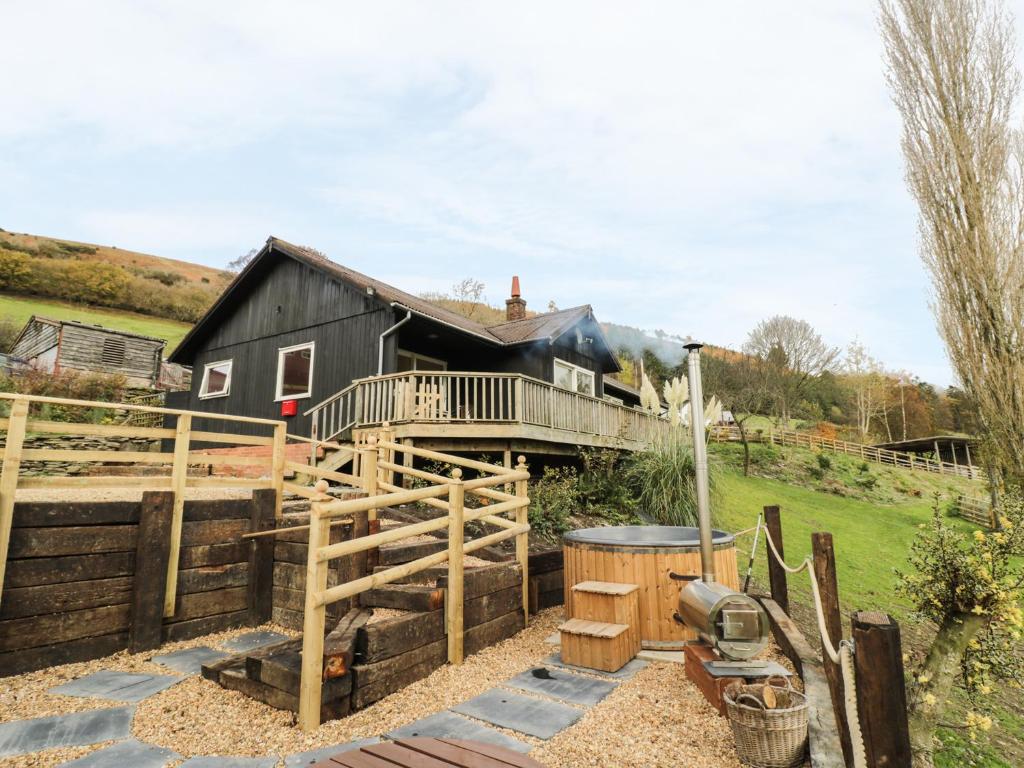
top-left (563, 525), bottom-right (734, 547)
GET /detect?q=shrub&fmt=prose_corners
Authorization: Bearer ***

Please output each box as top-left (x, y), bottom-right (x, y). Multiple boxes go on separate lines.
top-left (808, 465), bottom-right (825, 480)
top-left (528, 466), bottom-right (580, 539)
top-left (624, 431), bottom-right (717, 526)
top-left (578, 449), bottom-right (636, 522)
top-left (854, 474), bottom-right (878, 490)
top-left (0, 317), bottom-right (20, 352)
top-left (817, 453), bottom-right (832, 470)
top-left (859, 461), bottom-right (870, 473)
top-left (0, 368), bottom-right (128, 422)
top-left (0, 249), bottom-right (33, 291)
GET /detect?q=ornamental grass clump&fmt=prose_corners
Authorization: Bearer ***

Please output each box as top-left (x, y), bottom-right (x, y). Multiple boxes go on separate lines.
top-left (625, 430), bottom-right (719, 527)
top-left (898, 492), bottom-right (1024, 766)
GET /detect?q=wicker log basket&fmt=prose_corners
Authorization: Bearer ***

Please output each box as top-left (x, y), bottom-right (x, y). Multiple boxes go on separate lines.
top-left (724, 678), bottom-right (808, 768)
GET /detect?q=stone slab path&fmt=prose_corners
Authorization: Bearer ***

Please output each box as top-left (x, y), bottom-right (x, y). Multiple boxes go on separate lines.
top-left (49, 671), bottom-right (182, 703)
top-left (58, 738), bottom-right (180, 767)
top-left (9, 637), bottom-right (634, 765)
top-left (152, 647), bottom-right (230, 676)
top-left (0, 706), bottom-right (135, 758)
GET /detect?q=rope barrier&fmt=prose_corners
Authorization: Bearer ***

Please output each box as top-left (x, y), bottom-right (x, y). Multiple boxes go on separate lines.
top-left (758, 525), bottom-right (868, 768)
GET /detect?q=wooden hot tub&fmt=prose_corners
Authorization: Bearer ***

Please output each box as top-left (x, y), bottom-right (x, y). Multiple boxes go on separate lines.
top-left (563, 526), bottom-right (739, 649)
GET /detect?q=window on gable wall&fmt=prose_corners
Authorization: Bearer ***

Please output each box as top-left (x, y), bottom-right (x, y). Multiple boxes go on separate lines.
top-left (554, 358), bottom-right (595, 396)
top-left (276, 342), bottom-right (315, 400)
top-left (199, 360), bottom-right (232, 399)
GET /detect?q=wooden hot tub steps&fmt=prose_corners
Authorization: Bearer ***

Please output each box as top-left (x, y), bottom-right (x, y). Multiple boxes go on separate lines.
top-left (569, 580), bottom-right (642, 655)
top-left (558, 619), bottom-right (634, 673)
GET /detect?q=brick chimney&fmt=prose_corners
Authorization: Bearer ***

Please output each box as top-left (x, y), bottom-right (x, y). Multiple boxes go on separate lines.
top-left (505, 276), bottom-right (527, 321)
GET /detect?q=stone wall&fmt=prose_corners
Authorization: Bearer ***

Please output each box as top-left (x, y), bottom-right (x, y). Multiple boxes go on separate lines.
top-left (0, 434), bottom-right (161, 476)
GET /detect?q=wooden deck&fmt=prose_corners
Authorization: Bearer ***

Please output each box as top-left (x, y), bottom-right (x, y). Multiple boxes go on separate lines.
top-left (313, 738), bottom-right (543, 768)
top-left (308, 371), bottom-right (668, 455)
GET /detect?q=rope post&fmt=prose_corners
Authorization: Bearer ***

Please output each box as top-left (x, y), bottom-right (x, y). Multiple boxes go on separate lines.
top-left (812, 532), bottom-right (853, 767)
top-left (851, 611), bottom-right (912, 768)
top-left (764, 505), bottom-right (789, 613)
top-left (298, 497), bottom-right (331, 732)
top-left (447, 468), bottom-right (465, 665)
top-left (514, 456), bottom-right (530, 621)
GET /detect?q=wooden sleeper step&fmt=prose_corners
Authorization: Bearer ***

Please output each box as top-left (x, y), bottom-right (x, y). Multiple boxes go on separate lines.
top-left (558, 618), bottom-right (629, 638)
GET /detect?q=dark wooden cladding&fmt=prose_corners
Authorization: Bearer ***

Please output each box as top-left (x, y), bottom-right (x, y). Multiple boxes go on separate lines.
top-left (175, 256), bottom-right (393, 436)
top-left (0, 496), bottom-right (263, 677)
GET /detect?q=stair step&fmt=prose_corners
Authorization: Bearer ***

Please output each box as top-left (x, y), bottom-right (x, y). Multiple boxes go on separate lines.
top-left (571, 581), bottom-right (638, 596)
top-left (361, 583), bottom-right (446, 612)
top-left (559, 619), bottom-right (629, 639)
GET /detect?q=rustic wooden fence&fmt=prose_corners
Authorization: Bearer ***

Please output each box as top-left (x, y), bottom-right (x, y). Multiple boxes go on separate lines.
top-left (297, 435), bottom-right (531, 731)
top-left (0, 392), bottom-right (288, 619)
top-left (711, 424), bottom-right (979, 480)
top-left (955, 494), bottom-right (995, 528)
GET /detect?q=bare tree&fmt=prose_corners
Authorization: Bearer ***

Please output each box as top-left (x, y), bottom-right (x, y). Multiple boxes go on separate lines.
top-left (718, 356), bottom-right (772, 475)
top-left (226, 248), bottom-right (259, 273)
top-left (881, 0), bottom-right (1024, 487)
top-left (843, 340), bottom-right (888, 442)
top-left (881, 1), bottom-right (1024, 764)
top-left (742, 316), bottom-right (839, 427)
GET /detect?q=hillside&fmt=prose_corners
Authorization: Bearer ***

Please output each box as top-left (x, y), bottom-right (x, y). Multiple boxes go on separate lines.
top-left (712, 445), bottom-right (1013, 767)
top-left (0, 229), bottom-right (231, 327)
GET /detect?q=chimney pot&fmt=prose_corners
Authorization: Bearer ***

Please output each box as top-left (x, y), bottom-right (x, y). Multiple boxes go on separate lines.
top-left (506, 276), bottom-right (527, 321)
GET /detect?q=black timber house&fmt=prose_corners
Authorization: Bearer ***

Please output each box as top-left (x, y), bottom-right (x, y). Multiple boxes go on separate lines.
top-left (170, 237), bottom-right (665, 454)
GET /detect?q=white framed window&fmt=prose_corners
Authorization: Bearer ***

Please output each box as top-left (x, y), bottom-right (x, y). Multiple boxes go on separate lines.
top-left (397, 349), bottom-right (447, 372)
top-left (553, 358), bottom-right (595, 396)
top-left (275, 342), bottom-right (315, 400)
top-left (199, 359), bottom-right (233, 399)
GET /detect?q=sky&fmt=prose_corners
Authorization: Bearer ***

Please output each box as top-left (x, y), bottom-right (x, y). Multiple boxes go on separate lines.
top-left (3, 1), bottom-right (1014, 387)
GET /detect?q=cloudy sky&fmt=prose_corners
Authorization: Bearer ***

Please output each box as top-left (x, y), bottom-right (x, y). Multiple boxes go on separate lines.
top-left (4, 1), bottom-right (1011, 386)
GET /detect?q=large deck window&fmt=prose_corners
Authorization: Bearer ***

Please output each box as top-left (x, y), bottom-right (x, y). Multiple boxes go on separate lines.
top-left (199, 359), bottom-right (233, 399)
top-left (397, 350), bottom-right (447, 372)
top-left (554, 358), bottom-right (595, 396)
top-left (276, 342), bottom-right (315, 400)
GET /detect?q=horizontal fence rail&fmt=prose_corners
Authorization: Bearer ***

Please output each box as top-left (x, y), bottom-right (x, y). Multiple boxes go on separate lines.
top-left (710, 424), bottom-right (980, 480)
top-left (297, 434), bottom-right (532, 732)
top-left (306, 371), bottom-right (671, 447)
top-left (0, 392), bottom-right (289, 619)
top-left (956, 494), bottom-right (996, 528)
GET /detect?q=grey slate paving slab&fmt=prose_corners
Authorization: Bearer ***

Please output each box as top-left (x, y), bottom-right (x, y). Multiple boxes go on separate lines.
top-left (58, 738), bottom-right (180, 767)
top-left (49, 670), bottom-right (182, 703)
top-left (504, 667), bottom-right (617, 706)
top-left (387, 711), bottom-right (532, 753)
top-left (0, 706), bottom-right (135, 758)
top-left (452, 688), bottom-right (584, 740)
top-left (177, 758), bottom-right (278, 768)
top-left (219, 631), bottom-right (289, 653)
top-left (284, 738), bottom-right (382, 767)
top-left (152, 647), bottom-right (229, 676)
top-left (543, 653), bottom-right (649, 680)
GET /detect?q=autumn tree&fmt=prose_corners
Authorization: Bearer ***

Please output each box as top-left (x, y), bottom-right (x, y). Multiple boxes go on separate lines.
top-left (742, 316), bottom-right (839, 427)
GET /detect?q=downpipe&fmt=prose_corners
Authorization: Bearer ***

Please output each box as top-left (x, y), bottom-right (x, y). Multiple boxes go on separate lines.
top-left (378, 307), bottom-right (412, 375)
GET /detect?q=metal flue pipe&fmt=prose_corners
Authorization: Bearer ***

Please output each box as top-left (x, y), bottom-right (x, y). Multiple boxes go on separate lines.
top-left (684, 342), bottom-right (715, 583)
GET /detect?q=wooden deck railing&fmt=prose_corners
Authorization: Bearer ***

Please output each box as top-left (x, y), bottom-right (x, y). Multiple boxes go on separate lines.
top-left (710, 424), bottom-right (980, 480)
top-left (306, 371), bottom-right (670, 446)
top-left (956, 494), bottom-right (996, 528)
top-left (0, 392), bottom-right (288, 618)
top-left (297, 435), bottom-right (531, 732)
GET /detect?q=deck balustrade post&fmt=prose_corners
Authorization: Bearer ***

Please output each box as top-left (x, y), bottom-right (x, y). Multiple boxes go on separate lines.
top-left (447, 469), bottom-right (465, 664)
top-left (271, 422), bottom-right (286, 519)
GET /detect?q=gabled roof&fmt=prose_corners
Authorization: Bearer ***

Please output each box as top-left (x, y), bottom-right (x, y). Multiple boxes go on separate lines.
top-left (11, 315), bottom-right (168, 351)
top-left (172, 236), bottom-right (619, 370)
top-left (486, 305), bottom-right (592, 344)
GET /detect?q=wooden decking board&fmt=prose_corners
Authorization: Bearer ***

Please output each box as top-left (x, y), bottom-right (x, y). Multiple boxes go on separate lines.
top-left (570, 580), bottom-right (638, 596)
top-left (315, 738), bottom-right (542, 768)
top-left (558, 618), bottom-right (628, 639)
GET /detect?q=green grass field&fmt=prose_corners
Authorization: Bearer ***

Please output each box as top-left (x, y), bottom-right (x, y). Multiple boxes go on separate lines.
top-left (0, 293), bottom-right (192, 352)
top-left (710, 444), bottom-right (1017, 766)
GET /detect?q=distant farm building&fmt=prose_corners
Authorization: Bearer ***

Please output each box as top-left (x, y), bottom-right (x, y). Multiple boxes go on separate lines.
top-left (9, 316), bottom-right (179, 389)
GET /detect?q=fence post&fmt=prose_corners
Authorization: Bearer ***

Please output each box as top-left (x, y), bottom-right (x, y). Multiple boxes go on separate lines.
top-left (248, 488), bottom-right (277, 625)
top-left (447, 468), bottom-right (465, 664)
top-left (362, 435), bottom-right (380, 571)
top-left (0, 398), bottom-right (28, 609)
top-left (164, 413), bottom-right (191, 618)
top-left (515, 456), bottom-right (530, 621)
top-left (852, 611), bottom-right (912, 768)
top-left (298, 499), bottom-right (331, 732)
top-left (130, 491), bottom-right (174, 652)
top-left (812, 532), bottom-right (853, 767)
top-left (271, 422), bottom-right (286, 520)
top-left (763, 505), bottom-right (788, 613)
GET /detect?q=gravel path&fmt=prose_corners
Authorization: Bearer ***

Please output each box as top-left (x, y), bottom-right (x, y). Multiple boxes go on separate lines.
top-left (1, 610), bottom-right (761, 767)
